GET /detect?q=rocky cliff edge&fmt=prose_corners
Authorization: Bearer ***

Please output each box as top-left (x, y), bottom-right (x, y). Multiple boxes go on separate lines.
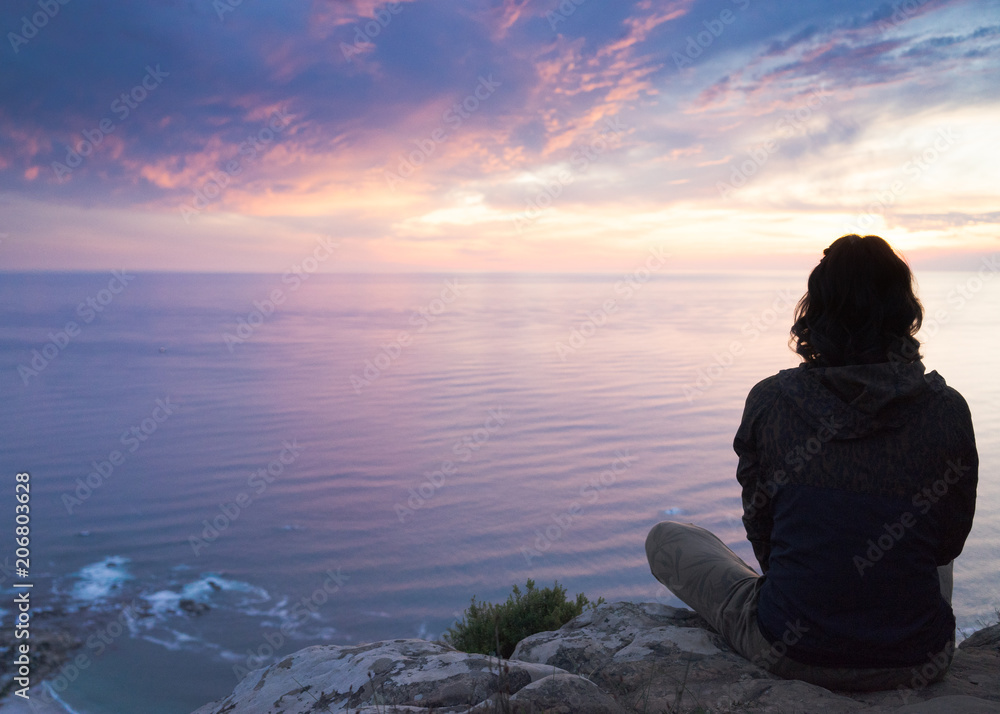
top-left (191, 601), bottom-right (1000, 714)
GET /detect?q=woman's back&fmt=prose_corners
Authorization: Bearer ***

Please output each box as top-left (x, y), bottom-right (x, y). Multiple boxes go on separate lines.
top-left (736, 359), bottom-right (977, 668)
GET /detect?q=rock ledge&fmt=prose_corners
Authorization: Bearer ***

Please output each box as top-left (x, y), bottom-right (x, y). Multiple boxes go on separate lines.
top-left (192, 601), bottom-right (1000, 713)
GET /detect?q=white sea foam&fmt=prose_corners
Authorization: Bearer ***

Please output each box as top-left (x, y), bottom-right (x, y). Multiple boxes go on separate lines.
top-left (141, 633), bottom-right (187, 651)
top-left (41, 682), bottom-right (85, 713)
top-left (62, 560), bottom-right (291, 663)
top-left (145, 574), bottom-right (269, 617)
top-left (70, 556), bottom-right (133, 602)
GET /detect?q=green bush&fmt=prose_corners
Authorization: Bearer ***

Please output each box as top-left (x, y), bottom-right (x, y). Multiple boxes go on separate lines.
top-left (444, 579), bottom-right (603, 659)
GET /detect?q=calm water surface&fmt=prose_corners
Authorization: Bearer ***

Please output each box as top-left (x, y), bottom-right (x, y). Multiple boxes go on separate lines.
top-left (0, 271), bottom-right (997, 713)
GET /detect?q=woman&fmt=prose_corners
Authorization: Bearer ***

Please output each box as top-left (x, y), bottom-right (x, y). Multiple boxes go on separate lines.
top-left (645, 234), bottom-right (978, 691)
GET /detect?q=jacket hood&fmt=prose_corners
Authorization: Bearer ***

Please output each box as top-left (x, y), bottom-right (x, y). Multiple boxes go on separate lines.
top-left (776, 360), bottom-right (941, 440)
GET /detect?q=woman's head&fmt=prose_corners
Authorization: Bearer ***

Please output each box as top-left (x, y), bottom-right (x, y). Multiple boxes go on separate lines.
top-left (790, 235), bottom-right (923, 366)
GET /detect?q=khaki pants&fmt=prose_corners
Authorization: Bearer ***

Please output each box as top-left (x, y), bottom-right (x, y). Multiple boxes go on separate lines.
top-left (645, 521), bottom-right (954, 692)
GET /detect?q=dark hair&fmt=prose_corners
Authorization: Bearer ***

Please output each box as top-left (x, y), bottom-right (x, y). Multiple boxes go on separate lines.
top-left (790, 235), bottom-right (923, 366)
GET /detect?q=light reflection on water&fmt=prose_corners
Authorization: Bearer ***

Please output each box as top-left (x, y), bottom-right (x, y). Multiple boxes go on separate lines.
top-left (0, 270), bottom-right (996, 713)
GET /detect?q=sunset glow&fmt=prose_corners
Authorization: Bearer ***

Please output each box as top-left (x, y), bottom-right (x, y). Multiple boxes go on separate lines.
top-left (2, 0), bottom-right (998, 271)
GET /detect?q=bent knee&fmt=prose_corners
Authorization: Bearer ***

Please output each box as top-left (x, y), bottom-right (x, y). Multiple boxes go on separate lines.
top-left (645, 520), bottom-right (694, 557)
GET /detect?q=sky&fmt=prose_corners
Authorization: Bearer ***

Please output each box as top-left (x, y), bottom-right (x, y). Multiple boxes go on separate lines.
top-left (1, 0), bottom-right (998, 272)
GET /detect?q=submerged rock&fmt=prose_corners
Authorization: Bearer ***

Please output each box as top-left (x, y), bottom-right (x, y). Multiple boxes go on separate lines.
top-left (191, 601), bottom-right (1000, 713)
top-left (179, 598), bottom-right (210, 616)
top-left (0, 625), bottom-right (81, 701)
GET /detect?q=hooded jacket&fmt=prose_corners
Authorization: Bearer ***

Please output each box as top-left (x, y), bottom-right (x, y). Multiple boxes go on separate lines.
top-left (734, 359), bottom-right (977, 668)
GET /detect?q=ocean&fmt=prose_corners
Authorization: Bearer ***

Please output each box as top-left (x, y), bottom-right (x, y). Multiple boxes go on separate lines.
top-left (0, 268), bottom-right (997, 713)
